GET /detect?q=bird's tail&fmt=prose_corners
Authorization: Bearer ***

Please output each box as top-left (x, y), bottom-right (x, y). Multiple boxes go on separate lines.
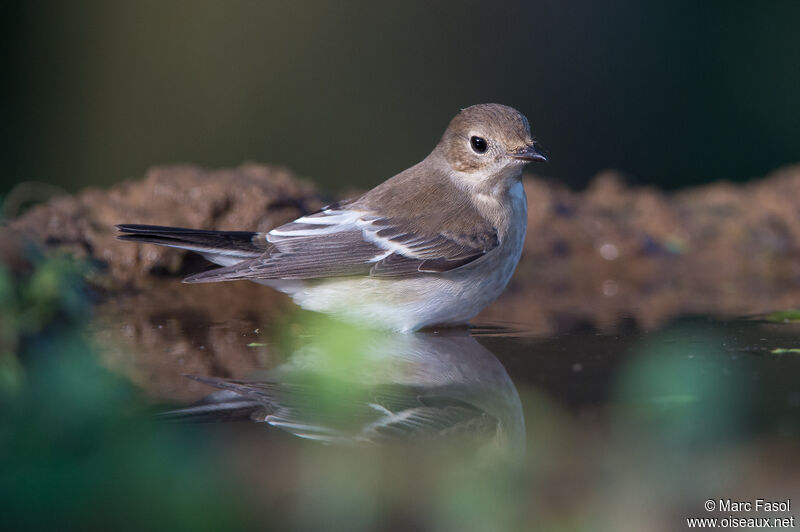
top-left (158, 375), bottom-right (269, 423)
top-left (116, 224), bottom-right (268, 267)
top-left (158, 390), bottom-right (266, 423)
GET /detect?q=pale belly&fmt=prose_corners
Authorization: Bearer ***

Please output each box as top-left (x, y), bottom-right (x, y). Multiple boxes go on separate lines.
top-left (263, 183), bottom-right (528, 332)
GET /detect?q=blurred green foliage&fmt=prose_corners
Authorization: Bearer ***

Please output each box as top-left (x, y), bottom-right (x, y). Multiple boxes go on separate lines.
top-left (766, 309), bottom-right (800, 323)
top-left (0, 250), bottom-right (89, 394)
top-left (0, 251), bottom-right (255, 531)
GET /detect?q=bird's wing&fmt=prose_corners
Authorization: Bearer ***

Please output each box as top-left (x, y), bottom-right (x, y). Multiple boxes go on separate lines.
top-left (180, 375), bottom-right (497, 445)
top-left (351, 391), bottom-right (498, 445)
top-left (184, 204), bottom-right (498, 282)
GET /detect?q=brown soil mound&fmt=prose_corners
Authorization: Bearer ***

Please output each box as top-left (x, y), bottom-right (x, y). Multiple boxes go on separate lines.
top-left (5, 163), bottom-right (324, 284)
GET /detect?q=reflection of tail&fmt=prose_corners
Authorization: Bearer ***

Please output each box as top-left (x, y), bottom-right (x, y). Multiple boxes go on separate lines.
top-left (159, 376), bottom-right (267, 423)
top-left (116, 224), bottom-right (267, 267)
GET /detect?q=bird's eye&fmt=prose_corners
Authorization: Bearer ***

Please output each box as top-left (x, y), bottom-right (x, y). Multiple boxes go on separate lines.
top-left (470, 136), bottom-right (488, 154)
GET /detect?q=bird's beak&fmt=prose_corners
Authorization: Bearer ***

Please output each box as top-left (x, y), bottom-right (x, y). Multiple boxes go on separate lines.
top-left (509, 144), bottom-right (548, 162)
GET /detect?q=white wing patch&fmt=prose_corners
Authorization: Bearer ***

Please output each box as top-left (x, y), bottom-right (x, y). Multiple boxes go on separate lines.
top-left (266, 208), bottom-right (429, 263)
top-left (360, 221), bottom-right (426, 260)
top-left (267, 209), bottom-right (363, 238)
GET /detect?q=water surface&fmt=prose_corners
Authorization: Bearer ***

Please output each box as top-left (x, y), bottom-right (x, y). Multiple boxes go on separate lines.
top-left (87, 293), bottom-right (800, 529)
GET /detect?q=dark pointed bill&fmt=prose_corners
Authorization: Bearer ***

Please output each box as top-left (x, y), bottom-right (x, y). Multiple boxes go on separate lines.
top-left (509, 144), bottom-right (547, 162)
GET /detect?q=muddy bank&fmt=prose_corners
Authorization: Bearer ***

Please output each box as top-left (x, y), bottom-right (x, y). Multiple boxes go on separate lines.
top-left (5, 163), bottom-right (800, 336)
top-left (5, 163), bottom-right (325, 284)
top-left (496, 167), bottom-right (800, 332)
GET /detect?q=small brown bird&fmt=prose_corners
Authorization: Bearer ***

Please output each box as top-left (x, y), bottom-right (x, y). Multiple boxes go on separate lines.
top-left (118, 103), bottom-right (546, 332)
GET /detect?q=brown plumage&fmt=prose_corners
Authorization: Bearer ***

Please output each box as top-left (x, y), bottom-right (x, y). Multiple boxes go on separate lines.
top-left (117, 103), bottom-right (546, 331)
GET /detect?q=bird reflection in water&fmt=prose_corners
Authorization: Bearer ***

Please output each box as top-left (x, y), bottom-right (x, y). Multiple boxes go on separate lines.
top-left (164, 328), bottom-right (525, 461)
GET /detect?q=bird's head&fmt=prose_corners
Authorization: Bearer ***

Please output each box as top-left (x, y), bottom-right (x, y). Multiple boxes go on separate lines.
top-left (436, 103), bottom-right (546, 187)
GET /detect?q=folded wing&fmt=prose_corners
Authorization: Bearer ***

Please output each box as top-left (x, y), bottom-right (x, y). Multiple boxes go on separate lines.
top-left (184, 205), bottom-right (498, 283)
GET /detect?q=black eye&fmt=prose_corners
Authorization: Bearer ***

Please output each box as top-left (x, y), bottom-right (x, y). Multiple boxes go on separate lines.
top-left (470, 136), bottom-right (488, 154)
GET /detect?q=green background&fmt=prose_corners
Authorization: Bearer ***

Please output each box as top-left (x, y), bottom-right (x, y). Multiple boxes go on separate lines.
top-left (3, 0), bottom-right (799, 196)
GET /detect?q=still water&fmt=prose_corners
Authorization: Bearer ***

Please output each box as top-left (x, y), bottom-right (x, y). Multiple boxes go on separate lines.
top-left (87, 288), bottom-right (800, 530)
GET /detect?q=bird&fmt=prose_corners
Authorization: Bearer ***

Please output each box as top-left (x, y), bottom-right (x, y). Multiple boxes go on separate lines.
top-left (118, 103), bottom-right (547, 332)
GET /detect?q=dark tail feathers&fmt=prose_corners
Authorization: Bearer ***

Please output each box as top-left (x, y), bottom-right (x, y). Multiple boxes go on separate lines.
top-left (116, 224), bottom-right (268, 266)
top-left (158, 375), bottom-right (268, 423)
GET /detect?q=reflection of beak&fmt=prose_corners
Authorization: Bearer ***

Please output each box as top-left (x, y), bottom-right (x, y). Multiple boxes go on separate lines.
top-left (509, 144), bottom-right (548, 162)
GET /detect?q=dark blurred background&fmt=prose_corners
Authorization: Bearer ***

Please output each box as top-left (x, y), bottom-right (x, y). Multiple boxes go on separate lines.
top-left (2, 0), bottom-right (799, 197)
